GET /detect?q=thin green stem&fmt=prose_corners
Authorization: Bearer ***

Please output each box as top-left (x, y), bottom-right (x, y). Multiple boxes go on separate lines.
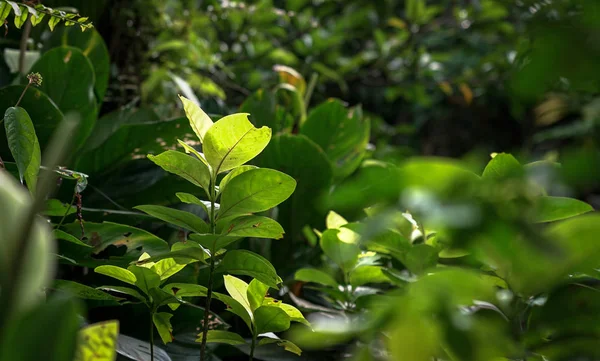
top-left (55, 190), bottom-right (77, 229)
top-left (303, 73), bottom-right (318, 107)
top-left (200, 174), bottom-right (218, 361)
top-left (150, 311), bottom-right (155, 361)
top-left (249, 329), bottom-right (257, 361)
top-left (15, 82), bottom-right (31, 108)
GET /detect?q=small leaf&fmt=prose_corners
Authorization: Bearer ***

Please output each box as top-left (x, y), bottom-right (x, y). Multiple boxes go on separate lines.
top-left (203, 113), bottom-right (272, 174)
top-left (48, 13), bottom-right (60, 31)
top-left (263, 298), bottom-right (310, 327)
top-left (153, 312), bottom-right (174, 344)
top-left (247, 279), bottom-right (269, 312)
top-left (135, 242), bottom-right (208, 265)
top-left (218, 250), bottom-right (282, 289)
top-left (217, 215), bottom-right (285, 239)
top-left (189, 233), bottom-right (241, 252)
top-left (97, 286), bottom-right (146, 302)
top-left (13, 5), bottom-right (27, 28)
top-left (4, 107), bottom-right (41, 195)
top-left (128, 265), bottom-right (160, 295)
top-left (0, 3), bottom-right (11, 23)
top-left (533, 196), bottom-right (594, 223)
top-left (254, 306), bottom-right (290, 334)
top-left (258, 337), bottom-right (302, 356)
top-left (95, 265), bottom-right (137, 285)
top-left (326, 210), bottom-right (348, 229)
top-left (482, 153), bottom-right (523, 179)
top-left (223, 275), bottom-right (253, 318)
top-left (320, 229), bottom-right (361, 273)
top-left (179, 95), bottom-right (213, 143)
top-left (134, 205), bottom-right (209, 234)
top-left (148, 150), bottom-right (211, 194)
top-left (163, 283), bottom-right (208, 298)
top-left (53, 229), bottom-right (91, 248)
top-left (195, 330), bottom-right (246, 345)
top-left (152, 258), bottom-right (187, 281)
top-left (218, 168), bottom-right (296, 220)
top-left (176, 192), bottom-right (210, 214)
top-left (75, 321), bottom-right (119, 361)
top-left (294, 268), bottom-right (338, 288)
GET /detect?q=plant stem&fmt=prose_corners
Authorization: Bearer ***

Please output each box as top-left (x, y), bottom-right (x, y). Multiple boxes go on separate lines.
top-left (304, 73), bottom-right (318, 106)
top-left (18, 15), bottom-right (32, 76)
top-left (15, 81), bottom-right (31, 108)
top-left (55, 190), bottom-right (77, 229)
top-left (200, 175), bottom-right (218, 361)
top-left (150, 311), bottom-right (155, 361)
top-left (249, 329), bottom-right (257, 361)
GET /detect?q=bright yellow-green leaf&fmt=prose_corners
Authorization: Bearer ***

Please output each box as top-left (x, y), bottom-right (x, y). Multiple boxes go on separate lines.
top-left (294, 268), bottom-right (338, 288)
top-left (148, 150), bottom-right (211, 194)
top-left (153, 312), bottom-right (174, 344)
top-left (203, 113), bottom-right (271, 174)
top-left (219, 250), bottom-right (282, 289)
top-left (254, 306), bottom-right (290, 334)
top-left (179, 95), bottom-right (213, 143)
top-left (74, 320), bottom-right (119, 361)
top-left (326, 210), bottom-right (348, 229)
top-left (218, 165), bottom-right (257, 195)
top-left (152, 258), bottom-right (187, 281)
top-left (223, 275), bottom-right (253, 319)
top-left (533, 196), bottom-right (593, 223)
top-left (320, 229), bottom-right (360, 273)
top-left (94, 265), bottom-right (137, 285)
top-left (247, 279), bottom-right (269, 312)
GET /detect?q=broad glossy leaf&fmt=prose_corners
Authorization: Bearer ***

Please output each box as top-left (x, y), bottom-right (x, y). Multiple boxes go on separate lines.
top-left (30, 46), bottom-right (97, 151)
top-left (213, 291), bottom-right (253, 331)
top-left (53, 279), bottom-right (122, 301)
top-left (4, 107), bottom-right (40, 193)
top-left (247, 279), bottom-right (269, 311)
top-left (62, 222), bottom-right (169, 266)
top-left (176, 192), bottom-right (210, 214)
top-left (152, 258), bottom-right (187, 281)
top-left (128, 265), bottom-right (160, 295)
top-left (482, 153), bottom-right (523, 179)
top-left (254, 306), bottom-right (290, 334)
top-left (218, 250), bottom-right (282, 289)
top-left (153, 312), bottom-right (174, 344)
top-left (188, 233), bottom-right (241, 252)
top-left (301, 100), bottom-right (370, 179)
top-left (74, 320), bottom-right (119, 361)
top-left (218, 165), bottom-right (257, 195)
top-left (223, 275), bottom-right (253, 317)
top-left (533, 196), bottom-right (593, 223)
top-left (218, 168), bottom-right (296, 220)
top-left (179, 95), bottom-right (213, 143)
top-left (97, 286), bottom-right (146, 302)
top-left (135, 242), bottom-right (208, 265)
top-left (148, 150), bottom-right (211, 193)
top-left (349, 266), bottom-right (391, 287)
top-left (196, 330), bottom-right (246, 345)
top-left (320, 229), bottom-right (360, 273)
top-left (294, 268), bottom-right (338, 288)
top-left (134, 205), bottom-right (209, 234)
top-left (95, 265), bottom-right (136, 285)
top-left (149, 288), bottom-right (180, 308)
top-left (43, 27), bottom-right (110, 102)
top-left (217, 215), bottom-right (285, 239)
top-left (203, 113), bottom-right (271, 174)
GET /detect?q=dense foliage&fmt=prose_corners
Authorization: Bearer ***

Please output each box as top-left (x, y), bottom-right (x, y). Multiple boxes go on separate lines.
top-left (1, 1), bottom-right (600, 361)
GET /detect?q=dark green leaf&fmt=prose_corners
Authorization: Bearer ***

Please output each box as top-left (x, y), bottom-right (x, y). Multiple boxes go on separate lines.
top-left (147, 150), bottom-right (211, 193)
top-left (218, 250), bottom-right (282, 289)
top-left (254, 306), bottom-right (291, 334)
top-left (217, 215), bottom-right (285, 239)
top-left (52, 279), bottom-right (121, 301)
top-left (44, 199), bottom-right (75, 217)
top-left (4, 106), bottom-right (40, 194)
top-left (533, 196), bottom-right (593, 223)
top-left (134, 205), bottom-right (209, 234)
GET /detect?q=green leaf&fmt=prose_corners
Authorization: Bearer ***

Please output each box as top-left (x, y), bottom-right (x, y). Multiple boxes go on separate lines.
top-left (152, 258), bottom-right (187, 281)
top-left (294, 268), bottom-right (338, 288)
top-left (320, 229), bottom-right (361, 273)
top-left (149, 288), bottom-right (180, 308)
top-left (218, 168), bottom-right (296, 220)
top-left (44, 199), bottom-right (76, 217)
top-left (177, 139), bottom-right (210, 167)
top-left (128, 265), bottom-right (160, 295)
top-left (213, 292), bottom-right (253, 331)
top-left (203, 113), bottom-right (272, 174)
top-left (262, 298), bottom-right (310, 327)
top-left (223, 275), bottom-right (253, 319)
top-left (254, 306), bottom-right (291, 334)
top-left (258, 338), bottom-right (302, 356)
top-left (179, 95), bottom-right (213, 143)
top-left (482, 153), bottom-right (523, 179)
top-left (217, 215), bottom-right (285, 239)
top-left (300, 100), bottom-right (370, 180)
top-left (0, 3), bottom-right (11, 23)
top-left (163, 283), bottom-right (208, 298)
top-left (13, 5), bottom-right (27, 28)
top-left (53, 229), bottom-right (90, 248)
top-left (96, 286), bottom-right (146, 302)
top-left (135, 242), bottom-right (208, 265)
top-left (94, 265), bottom-right (136, 285)
top-left (349, 266), bottom-right (391, 287)
top-left (43, 27), bottom-right (110, 102)
top-left (247, 279), bottom-right (269, 312)
top-left (176, 192), bottom-right (210, 214)
top-left (30, 46), bottom-right (97, 151)
top-left (404, 244), bottom-right (439, 275)
top-left (74, 321), bottom-right (119, 361)
top-left (153, 312), bottom-right (174, 344)
top-left (4, 107), bottom-right (41, 194)
top-left (134, 205), bottom-right (209, 234)
top-left (196, 330), bottom-right (246, 345)
top-left (533, 196), bottom-right (594, 223)
top-left (147, 150), bottom-right (211, 194)
top-left (218, 165), bottom-right (257, 195)
top-left (218, 250), bottom-right (282, 289)
top-left (53, 280), bottom-right (121, 301)
top-left (188, 233), bottom-right (241, 252)
top-left (326, 210), bottom-right (348, 229)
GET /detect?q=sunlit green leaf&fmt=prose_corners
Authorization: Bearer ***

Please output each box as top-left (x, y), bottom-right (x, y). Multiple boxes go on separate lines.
top-left (94, 265), bottom-right (136, 285)
top-left (247, 279), bottom-right (269, 312)
top-left (294, 268), bottom-right (338, 288)
top-left (152, 258), bottom-right (187, 281)
top-left (4, 107), bottom-right (40, 194)
top-left (128, 265), bottom-right (160, 294)
top-left (218, 250), bottom-right (282, 289)
top-left (217, 215), bottom-right (285, 239)
top-left (148, 150), bottom-right (211, 194)
top-left (134, 205), bottom-right (209, 234)
top-left (254, 306), bottom-right (290, 334)
top-left (533, 196), bottom-right (593, 223)
top-left (218, 165), bottom-right (257, 195)
top-left (195, 330), bottom-right (246, 345)
top-left (320, 229), bottom-right (360, 273)
top-left (74, 320), bottom-right (119, 361)
top-left (223, 275), bottom-right (253, 319)
top-left (179, 95), bottom-right (213, 143)
top-left (153, 312), bottom-right (174, 344)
